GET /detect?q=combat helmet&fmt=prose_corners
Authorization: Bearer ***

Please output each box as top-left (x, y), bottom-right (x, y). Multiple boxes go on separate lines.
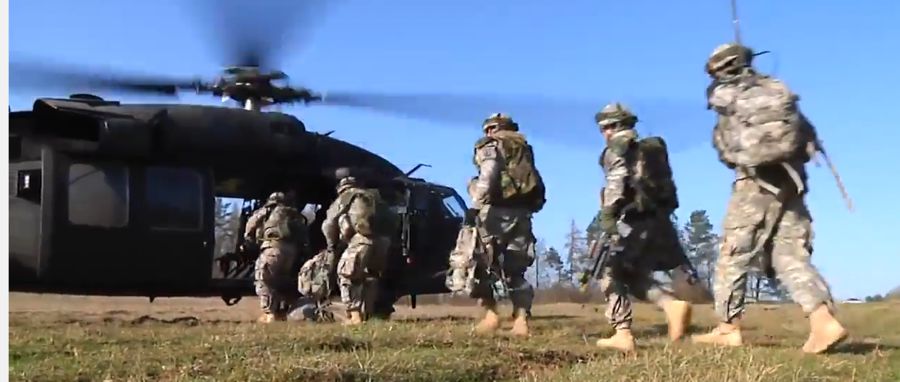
top-left (336, 176), bottom-right (359, 194)
top-left (482, 112), bottom-right (519, 132)
top-left (265, 191), bottom-right (286, 206)
top-left (705, 43), bottom-right (755, 76)
top-left (595, 102), bottom-right (638, 129)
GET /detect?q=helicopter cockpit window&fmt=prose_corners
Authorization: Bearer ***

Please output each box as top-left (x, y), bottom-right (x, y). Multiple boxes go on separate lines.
top-left (68, 163), bottom-right (129, 228)
top-left (146, 167), bottom-right (203, 231)
top-left (441, 193), bottom-right (463, 218)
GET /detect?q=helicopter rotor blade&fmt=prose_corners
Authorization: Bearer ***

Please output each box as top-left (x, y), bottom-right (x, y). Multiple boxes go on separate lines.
top-left (9, 57), bottom-right (202, 96)
top-left (316, 91), bottom-right (713, 153)
top-left (189, 0), bottom-right (337, 70)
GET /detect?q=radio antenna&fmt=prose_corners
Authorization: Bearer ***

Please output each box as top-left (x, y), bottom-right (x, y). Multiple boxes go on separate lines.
top-left (730, 0), bottom-right (742, 44)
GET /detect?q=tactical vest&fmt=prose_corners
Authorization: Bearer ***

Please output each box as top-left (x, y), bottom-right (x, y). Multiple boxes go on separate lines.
top-left (601, 135), bottom-right (679, 213)
top-left (709, 74), bottom-right (818, 168)
top-left (474, 130), bottom-right (546, 212)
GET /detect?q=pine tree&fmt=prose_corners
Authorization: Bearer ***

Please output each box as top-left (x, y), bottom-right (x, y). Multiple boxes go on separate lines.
top-left (529, 238), bottom-right (548, 289)
top-left (542, 247), bottom-right (564, 286)
top-left (682, 210), bottom-right (719, 292)
top-left (563, 219), bottom-right (588, 285)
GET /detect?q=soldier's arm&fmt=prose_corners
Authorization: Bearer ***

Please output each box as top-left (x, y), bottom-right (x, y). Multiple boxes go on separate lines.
top-left (471, 141), bottom-right (503, 207)
top-left (321, 202), bottom-right (342, 250)
top-left (243, 208), bottom-right (265, 242)
top-left (601, 135), bottom-right (631, 217)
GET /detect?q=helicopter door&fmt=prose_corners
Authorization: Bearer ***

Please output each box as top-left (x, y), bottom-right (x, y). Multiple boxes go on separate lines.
top-left (140, 165), bottom-right (215, 285)
top-left (50, 158), bottom-right (139, 285)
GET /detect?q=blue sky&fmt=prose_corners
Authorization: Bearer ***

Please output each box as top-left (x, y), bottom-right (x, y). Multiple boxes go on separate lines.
top-left (10, 0), bottom-right (899, 299)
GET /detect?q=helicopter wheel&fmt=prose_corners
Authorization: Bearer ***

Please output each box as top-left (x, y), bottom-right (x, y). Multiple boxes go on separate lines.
top-left (366, 284), bottom-right (398, 321)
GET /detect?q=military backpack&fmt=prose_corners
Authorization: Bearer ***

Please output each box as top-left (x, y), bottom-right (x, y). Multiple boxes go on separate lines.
top-left (709, 74), bottom-right (818, 168)
top-left (346, 189), bottom-right (400, 238)
top-left (475, 130), bottom-right (546, 213)
top-left (261, 205), bottom-right (298, 242)
top-left (297, 250), bottom-right (332, 301)
top-left (602, 135), bottom-right (679, 213)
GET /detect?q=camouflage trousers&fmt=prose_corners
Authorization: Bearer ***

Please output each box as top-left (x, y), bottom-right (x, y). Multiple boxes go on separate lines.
top-left (475, 205), bottom-right (536, 311)
top-left (337, 233), bottom-right (390, 314)
top-left (714, 179), bottom-right (835, 322)
top-left (254, 243), bottom-right (298, 315)
top-left (600, 214), bottom-right (681, 330)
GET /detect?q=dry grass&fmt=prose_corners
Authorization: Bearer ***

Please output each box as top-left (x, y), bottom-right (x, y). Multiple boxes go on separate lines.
top-left (8, 292), bottom-right (900, 381)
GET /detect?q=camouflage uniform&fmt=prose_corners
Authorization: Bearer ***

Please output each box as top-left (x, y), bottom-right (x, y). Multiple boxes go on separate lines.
top-left (321, 176), bottom-right (392, 325)
top-left (594, 103), bottom-right (693, 352)
top-left (468, 113), bottom-right (544, 336)
top-left (244, 191), bottom-right (308, 323)
top-left (693, 43), bottom-right (848, 354)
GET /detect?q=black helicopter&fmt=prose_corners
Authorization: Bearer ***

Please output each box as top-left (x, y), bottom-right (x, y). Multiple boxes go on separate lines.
top-left (8, 1), bottom-right (479, 316)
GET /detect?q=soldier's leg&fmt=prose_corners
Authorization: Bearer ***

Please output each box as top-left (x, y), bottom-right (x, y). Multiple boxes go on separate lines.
top-left (361, 236), bottom-right (391, 320)
top-left (770, 203), bottom-right (847, 353)
top-left (596, 265), bottom-right (635, 352)
top-left (625, 268), bottom-right (692, 341)
top-left (254, 248), bottom-right (278, 323)
top-left (473, 208), bottom-right (502, 335)
top-left (502, 229), bottom-right (535, 337)
top-left (633, 218), bottom-right (692, 341)
top-left (693, 186), bottom-right (766, 346)
top-left (269, 246), bottom-right (299, 320)
top-left (337, 236), bottom-right (373, 325)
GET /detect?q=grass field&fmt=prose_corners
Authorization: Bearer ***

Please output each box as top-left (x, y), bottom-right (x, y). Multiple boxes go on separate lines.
top-left (8, 292), bottom-right (900, 381)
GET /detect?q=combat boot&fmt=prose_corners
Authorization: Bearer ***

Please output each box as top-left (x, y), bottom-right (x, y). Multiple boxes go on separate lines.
top-left (596, 328), bottom-right (635, 353)
top-left (508, 307), bottom-right (529, 337)
top-left (802, 304), bottom-right (848, 354)
top-left (691, 319), bottom-right (743, 347)
top-left (257, 313), bottom-right (276, 324)
top-left (662, 300), bottom-right (692, 341)
top-left (343, 311), bottom-right (363, 326)
top-left (475, 299), bottom-right (501, 335)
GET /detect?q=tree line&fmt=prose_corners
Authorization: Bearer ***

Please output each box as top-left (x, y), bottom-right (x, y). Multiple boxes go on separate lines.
top-left (527, 209), bottom-right (789, 302)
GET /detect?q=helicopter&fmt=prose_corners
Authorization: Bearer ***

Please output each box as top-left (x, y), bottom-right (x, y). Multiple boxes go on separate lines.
top-left (7, 1), bottom-right (485, 317)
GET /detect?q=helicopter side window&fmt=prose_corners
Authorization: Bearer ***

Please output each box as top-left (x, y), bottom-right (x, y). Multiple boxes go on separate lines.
top-left (146, 167), bottom-right (203, 231)
top-left (68, 163), bottom-right (129, 228)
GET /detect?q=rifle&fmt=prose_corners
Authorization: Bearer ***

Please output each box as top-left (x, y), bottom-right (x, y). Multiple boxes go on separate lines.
top-left (578, 235), bottom-right (611, 293)
top-left (578, 218), bottom-right (632, 292)
top-left (578, 201), bottom-right (642, 292)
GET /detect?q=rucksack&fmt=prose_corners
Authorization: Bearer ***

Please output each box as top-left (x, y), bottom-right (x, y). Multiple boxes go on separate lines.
top-left (261, 205), bottom-right (297, 241)
top-left (709, 75), bottom-right (817, 167)
top-left (347, 189), bottom-right (400, 237)
top-left (631, 136), bottom-right (679, 212)
top-left (601, 135), bottom-right (679, 213)
top-left (297, 250), bottom-right (332, 301)
top-left (476, 130), bottom-right (546, 213)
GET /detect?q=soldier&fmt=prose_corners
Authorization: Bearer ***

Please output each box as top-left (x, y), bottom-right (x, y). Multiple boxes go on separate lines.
top-left (243, 190), bottom-right (308, 323)
top-left (321, 174), bottom-right (396, 325)
top-left (692, 43), bottom-right (848, 354)
top-left (593, 102), bottom-right (694, 353)
top-left (467, 113), bottom-right (545, 337)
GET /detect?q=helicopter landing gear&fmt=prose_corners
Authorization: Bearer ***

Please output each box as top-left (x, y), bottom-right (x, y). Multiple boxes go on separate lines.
top-left (222, 295), bottom-right (242, 306)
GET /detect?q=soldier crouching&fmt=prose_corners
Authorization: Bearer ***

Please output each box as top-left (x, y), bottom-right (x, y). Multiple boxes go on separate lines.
top-left (322, 175), bottom-right (394, 325)
top-left (244, 191), bottom-right (308, 323)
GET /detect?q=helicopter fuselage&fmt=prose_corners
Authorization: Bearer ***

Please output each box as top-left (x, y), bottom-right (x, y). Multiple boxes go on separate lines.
top-left (9, 95), bottom-right (467, 307)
